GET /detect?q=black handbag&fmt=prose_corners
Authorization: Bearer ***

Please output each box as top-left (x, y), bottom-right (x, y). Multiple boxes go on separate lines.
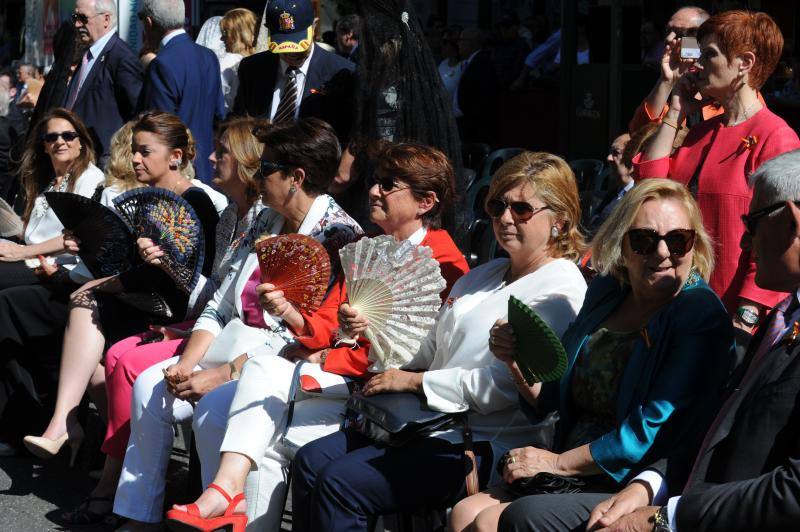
top-left (496, 451), bottom-right (586, 497)
top-left (345, 391), bottom-right (460, 447)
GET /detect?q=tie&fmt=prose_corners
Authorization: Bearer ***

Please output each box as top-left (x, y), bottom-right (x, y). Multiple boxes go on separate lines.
top-left (66, 50), bottom-right (92, 110)
top-left (273, 67), bottom-right (298, 123)
top-left (683, 295), bottom-right (797, 489)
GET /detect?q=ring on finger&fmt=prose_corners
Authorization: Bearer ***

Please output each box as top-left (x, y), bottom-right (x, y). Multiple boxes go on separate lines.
top-left (509, 456), bottom-right (516, 464)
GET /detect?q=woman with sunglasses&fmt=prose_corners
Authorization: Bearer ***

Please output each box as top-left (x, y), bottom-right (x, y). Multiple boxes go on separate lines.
top-left (634, 11), bottom-right (800, 333)
top-left (168, 141), bottom-right (469, 531)
top-left (111, 118), bottom-right (362, 531)
top-left (0, 107), bottom-right (104, 289)
top-left (289, 152), bottom-right (587, 532)
top-left (451, 178), bottom-right (736, 532)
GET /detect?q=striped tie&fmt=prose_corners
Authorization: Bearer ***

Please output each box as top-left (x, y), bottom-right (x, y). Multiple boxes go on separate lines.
top-left (273, 67), bottom-right (298, 123)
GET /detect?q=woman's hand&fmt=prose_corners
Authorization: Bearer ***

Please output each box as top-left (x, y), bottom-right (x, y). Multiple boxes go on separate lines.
top-left (587, 481), bottom-right (652, 531)
top-left (163, 361), bottom-right (195, 394)
top-left (660, 33), bottom-right (696, 87)
top-left (489, 319), bottom-right (517, 365)
top-left (33, 255), bottom-right (59, 279)
top-left (283, 343), bottom-right (325, 364)
top-left (502, 446), bottom-right (561, 484)
top-left (63, 230), bottom-right (81, 254)
top-left (170, 366), bottom-right (229, 401)
top-left (137, 237), bottom-right (165, 268)
top-left (256, 283), bottom-right (292, 317)
top-left (0, 240), bottom-right (27, 262)
top-left (149, 324), bottom-right (191, 341)
top-left (339, 302), bottom-right (368, 337)
top-left (362, 368), bottom-right (423, 396)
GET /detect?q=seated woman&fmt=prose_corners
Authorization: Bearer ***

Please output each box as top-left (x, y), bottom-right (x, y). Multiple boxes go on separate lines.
top-left (166, 141), bottom-right (470, 530)
top-left (22, 111), bottom-right (219, 462)
top-left (111, 118), bottom-right (362, 531)
top-left (0, 107), bottom-right (104, 289)
top-left (52, 117), bottom-right (267, 526)
top-left (452, 179), bottom-right (737, 532)
top-left (289, 151), bottom-right (588, 532)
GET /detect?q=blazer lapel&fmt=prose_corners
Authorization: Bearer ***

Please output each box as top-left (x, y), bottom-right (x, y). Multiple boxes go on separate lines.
top-left (73, 34), bottom-right (118, 108)
top-left (302, 47), bottom-right (323, 101)
top-left (259, 53), bottom-right (279, 117)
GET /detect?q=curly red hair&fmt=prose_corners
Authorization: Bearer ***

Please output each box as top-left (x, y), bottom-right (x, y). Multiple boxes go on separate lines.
top-left (697, 10), bottom-right (783, 89)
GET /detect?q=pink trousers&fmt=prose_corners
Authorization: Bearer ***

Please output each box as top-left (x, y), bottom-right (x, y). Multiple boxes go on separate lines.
top-left (102, 323), bottom-right (192, 458)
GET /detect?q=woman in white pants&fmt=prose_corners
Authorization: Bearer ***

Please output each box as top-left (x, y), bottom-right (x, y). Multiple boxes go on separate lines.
top-left (169, 143), bottom-right (472, 531)
top-left (113, 119), bottom-right (362, 531)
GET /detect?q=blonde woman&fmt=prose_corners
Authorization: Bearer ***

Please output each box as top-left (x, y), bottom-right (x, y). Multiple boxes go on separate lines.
top-left (451, 179), bottom-right (737, 532)
top-left (219, 8), bottom-right (257, 112)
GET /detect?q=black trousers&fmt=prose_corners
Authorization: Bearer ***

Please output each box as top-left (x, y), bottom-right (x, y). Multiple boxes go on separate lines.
top-left (498, 492), bottom-right (613, 532)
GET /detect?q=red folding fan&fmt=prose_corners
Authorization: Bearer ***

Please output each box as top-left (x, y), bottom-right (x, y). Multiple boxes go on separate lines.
top-left (255, 233), bottom-right (331, 313)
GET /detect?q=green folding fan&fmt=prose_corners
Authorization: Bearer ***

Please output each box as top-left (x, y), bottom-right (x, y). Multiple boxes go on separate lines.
top-left (507, 295), bottom-right (568, 385)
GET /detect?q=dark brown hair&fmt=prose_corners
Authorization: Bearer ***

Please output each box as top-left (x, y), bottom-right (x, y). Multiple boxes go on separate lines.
top-left (19, 107), bottom-right (95, 221)
top-left (254, 118), bottom-right (341, 196)
top-left (132, 111), bottom-right (196, 172)
top-left (373, 141), bottom-right (455, 230)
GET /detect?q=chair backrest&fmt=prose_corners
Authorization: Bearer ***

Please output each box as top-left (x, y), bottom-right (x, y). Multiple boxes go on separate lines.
top-left (461, 142), bottom-right (491, 174)
top-left (569, 159), bottom-right (605, 191)
top-left (466, 148), bottom-right (526, 224)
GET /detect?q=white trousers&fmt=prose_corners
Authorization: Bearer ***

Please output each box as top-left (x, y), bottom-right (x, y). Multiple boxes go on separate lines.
top-left (193, 354), bottom-right (347, 531)
top-left (113, 356), bottom-right (200, 523)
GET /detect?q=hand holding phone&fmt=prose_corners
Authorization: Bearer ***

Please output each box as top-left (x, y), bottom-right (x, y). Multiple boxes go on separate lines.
top-left (680, 36), bottom-right (701, 60)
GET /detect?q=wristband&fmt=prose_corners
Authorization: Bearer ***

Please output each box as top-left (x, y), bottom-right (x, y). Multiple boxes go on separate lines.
top-left (662, 117), bottom-right (680, 130)
top-left (737, 306), bottom-right (759, 326)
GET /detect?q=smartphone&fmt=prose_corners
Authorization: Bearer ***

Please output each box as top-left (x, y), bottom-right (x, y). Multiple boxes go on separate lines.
top-left (680, 36), bottom-right (701, 60)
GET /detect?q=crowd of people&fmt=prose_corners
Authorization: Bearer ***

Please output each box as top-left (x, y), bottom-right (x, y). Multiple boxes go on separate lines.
top-left (0, 1), bottom-right (800, 532)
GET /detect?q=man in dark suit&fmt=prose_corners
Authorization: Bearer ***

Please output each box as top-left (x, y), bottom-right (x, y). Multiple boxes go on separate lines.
top-left (232, 0), bottom-right (354, 143)
top-left (514, 149), bottom-right (800, 532)
top-left (136, 0), bottom-right (224, 183)
top-left (66, 0), bottom-right (142, 167)
top-left (335, 14), bottom-right (360, 64)
top-left (454, 28), bottom-right (498, 145)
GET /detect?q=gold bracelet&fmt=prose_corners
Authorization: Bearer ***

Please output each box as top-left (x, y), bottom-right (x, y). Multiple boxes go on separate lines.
top-left (662, 117), bottom-right (680, 130)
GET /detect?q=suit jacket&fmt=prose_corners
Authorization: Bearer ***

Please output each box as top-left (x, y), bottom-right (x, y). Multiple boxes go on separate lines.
top-left (529, 275), bottom-right (736, 486)
top-left (668, 299), bottom-right (800, 531)
top-left (456, 49), bottom-right (499, 144)
top-left (69, 33), bottom-right (143, 164)
top-left (232, 45), bottom-right (355, 142)
top-left (137, 33), bottom-right (225, 183)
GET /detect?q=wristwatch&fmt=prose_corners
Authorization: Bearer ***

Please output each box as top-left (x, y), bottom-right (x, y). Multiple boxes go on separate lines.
top-left (737, 306), bottom-right (760, 327)
top-left (653, 506), bottom-right (672, 532)
top-left (228, 361), bottom-right (240, 380)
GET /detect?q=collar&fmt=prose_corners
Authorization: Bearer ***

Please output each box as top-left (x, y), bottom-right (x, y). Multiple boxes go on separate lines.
top-left (407, 226), bottom-right (427, 246)
top-left (296, 194), bottom-right (331, 235)
top-left (160, 29), bottom-right (186, 50)
top-left (280, 43), bottom-right (315, 77)
top-left (89, 27), bottom-right (116, 59)
top-left (619, 180), bottom-right (634, 195)
top-left (464, 49), bottom-right (481, 66)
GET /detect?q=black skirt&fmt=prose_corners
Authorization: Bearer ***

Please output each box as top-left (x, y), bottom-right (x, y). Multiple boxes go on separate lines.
top-left (0, 260), bottom-right (42, 290)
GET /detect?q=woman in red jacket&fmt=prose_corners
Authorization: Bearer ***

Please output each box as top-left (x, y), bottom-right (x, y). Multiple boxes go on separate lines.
top-left (168, 142), bottom-right (469, 531)
top-left (634, 10), bottom-right (800, 331)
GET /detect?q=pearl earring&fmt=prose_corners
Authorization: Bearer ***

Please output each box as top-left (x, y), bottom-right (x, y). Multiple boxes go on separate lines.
top-left (551, 226), bottom-right (558, 238)
top-left (169, 159), bottom-right (179, 169)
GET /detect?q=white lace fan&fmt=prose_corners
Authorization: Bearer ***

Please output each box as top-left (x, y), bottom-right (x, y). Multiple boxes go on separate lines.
top-left (0, 197), bottom-right (23, 238)
top-left (339, 235), bottom-right (446, 371)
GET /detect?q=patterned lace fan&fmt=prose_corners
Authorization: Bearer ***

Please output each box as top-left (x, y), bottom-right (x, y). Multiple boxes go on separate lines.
top-left (507, 295), bottom-right (568, 385)
top-left (255, 233), bottom-right (331, 313)
top-left (0, 197), bottom-right (22, 238)
top-left (45, 192), bottom-right (136, 278)
top-left (113, 188), bottom-right (205, 292)
top-left (339, 235), bottom-right (446, 371)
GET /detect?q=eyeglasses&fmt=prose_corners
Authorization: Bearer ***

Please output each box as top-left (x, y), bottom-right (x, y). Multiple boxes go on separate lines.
top-left (627, 228), bottom-right (696, 257)
top-left (486, 199), bottom-right (550, 223)
top-left (741, 200), bottom-right (800, 235)
top-left (367, 175), bottom-right (406, 193)
top-left (42, 131), bottom-right (80, 143)
top-left (258, 159), bottom-right (291, 178)
top-left (71, 12), bottom-right (106, 25)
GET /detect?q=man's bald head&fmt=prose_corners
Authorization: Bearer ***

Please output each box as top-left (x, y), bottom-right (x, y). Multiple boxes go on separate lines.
top-left (668, 6), bottom-right (710, 37)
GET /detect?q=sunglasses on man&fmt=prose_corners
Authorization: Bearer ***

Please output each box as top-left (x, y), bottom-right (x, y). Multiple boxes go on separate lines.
top-left (71, 12), bottom-right (106, 25)
top-left (741, 200), bottom-right (800, 235)
top-left (626, 228), bottom-right (696, 257)
top-left (486, 199), bottom-right (551, 223)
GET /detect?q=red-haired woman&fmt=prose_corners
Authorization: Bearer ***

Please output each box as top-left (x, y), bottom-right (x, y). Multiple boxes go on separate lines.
top-left (635, 10), bottom-right (800, 331)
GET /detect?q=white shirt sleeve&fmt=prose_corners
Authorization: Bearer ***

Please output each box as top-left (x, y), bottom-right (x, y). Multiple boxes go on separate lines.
top-left (667, 496), bottom-right (681, 531)
top-left (631, 469), bottom-right (668, 505)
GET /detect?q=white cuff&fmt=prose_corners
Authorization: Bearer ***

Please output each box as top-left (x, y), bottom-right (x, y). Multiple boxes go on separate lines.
top-left (667, 496), bottom-right (680, 531)
top-left (631, 469), bottom-right (668, 505)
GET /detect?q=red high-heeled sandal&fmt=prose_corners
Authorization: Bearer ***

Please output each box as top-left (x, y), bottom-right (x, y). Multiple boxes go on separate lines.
top-left (165, 483), bottom-right (246, 532)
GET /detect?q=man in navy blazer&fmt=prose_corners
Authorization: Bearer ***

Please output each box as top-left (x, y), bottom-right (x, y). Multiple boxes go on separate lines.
top-left (232, 0), bottom-right (354, 143)
top-left (65, 0), bottom-right (142, 167)
top-left (136, 0), bottom-right (225, 183)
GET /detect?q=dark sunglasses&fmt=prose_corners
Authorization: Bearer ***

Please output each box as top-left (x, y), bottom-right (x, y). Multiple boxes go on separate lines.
top-left (42, 131), bottom-right (80, 143)
top-left (366, 175), bottom-right (404, 193)
top-left (486, 199), bottom-right (550, 222)
top-left (627, 228), bottom-right (696, 257)
top-left (741, 200), bottom-right (800, 235)
top-left (258, 159), bottom-right (291, 178)
top-left (71, 12), bottom-right (104, 24)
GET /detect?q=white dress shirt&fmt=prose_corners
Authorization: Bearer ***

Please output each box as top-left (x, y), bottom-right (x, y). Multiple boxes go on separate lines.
top-left (159, 28), bottom-right (186, 50)
top-left (269, 43), bottom-right (315, 121)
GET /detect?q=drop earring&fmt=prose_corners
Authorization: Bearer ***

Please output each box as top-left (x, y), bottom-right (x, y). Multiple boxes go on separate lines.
top-left (169, 159), bottom-right (179, 169)
top-left (289, 185), bottom-right (297, 193)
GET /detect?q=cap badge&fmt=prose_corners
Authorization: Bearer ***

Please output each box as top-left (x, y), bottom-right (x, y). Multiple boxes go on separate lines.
top-left (279, 12), bottom-right (295, 31)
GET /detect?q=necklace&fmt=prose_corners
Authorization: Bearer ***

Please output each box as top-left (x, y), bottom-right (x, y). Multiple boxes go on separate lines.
top-left (32, 172), bottom-right (71, 220)
top-left (728, 99), bottom-right (759, 127)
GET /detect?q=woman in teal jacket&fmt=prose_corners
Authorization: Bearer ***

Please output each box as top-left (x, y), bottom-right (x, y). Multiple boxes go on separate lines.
top-left (450, 179), bottom-right (737, 532)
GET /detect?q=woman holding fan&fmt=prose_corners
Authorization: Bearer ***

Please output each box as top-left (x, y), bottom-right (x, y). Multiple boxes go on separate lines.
top-left (0, 108), bottom-right (104, 289)
top-left (22, 112), bottom-right (219, 481)
top-left (290, 152), bottom-right (587, 532)
top-left (167, 141), bottom-right (469, 531)
top-left (112, 118), bottom-right (362, 530)
top-left (450, 179), bottom-right (736, 532)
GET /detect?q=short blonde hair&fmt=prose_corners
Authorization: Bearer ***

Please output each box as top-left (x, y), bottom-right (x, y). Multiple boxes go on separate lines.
top-left (218, 116), bottom-right (267, 203)
top-left (592, 179), bottom-right (714, 283)
top-left (485, 152), bottom-right (585, 262)
top-left (104, 121), bottom-right (144, 192)
top-left (221, 8), bottom-right (257, 56)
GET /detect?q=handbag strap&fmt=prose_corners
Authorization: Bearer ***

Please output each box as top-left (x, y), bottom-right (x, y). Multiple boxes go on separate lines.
top-left (281, 359), bottom-right (305, 443)
top-left (459, 413), bottom-right (479, 497)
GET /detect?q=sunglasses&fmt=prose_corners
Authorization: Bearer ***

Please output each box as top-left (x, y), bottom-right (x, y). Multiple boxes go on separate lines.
top-left (627, 228), bottom-right (696, 257)
top-left (42, 131), bottom-right (80, 143)
top-left (367, 175), bottom-right (405, 193)
top-left (486, 199), bottom-right (550, 222)
top-left (71, 12), bottom-right (105, 25)
top-left (741, 200), bottom-right (800, 235)
top-left (258, 159), bottom-right (291, 178)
